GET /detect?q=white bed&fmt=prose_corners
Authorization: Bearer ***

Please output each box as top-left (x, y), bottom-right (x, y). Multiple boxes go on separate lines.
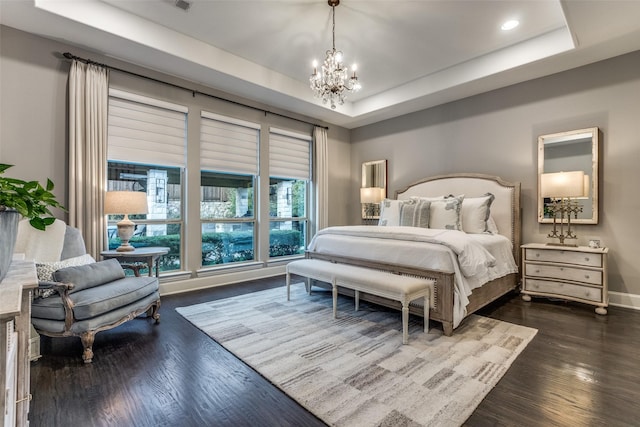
top-left (306, 173), bottom-right (521, 335)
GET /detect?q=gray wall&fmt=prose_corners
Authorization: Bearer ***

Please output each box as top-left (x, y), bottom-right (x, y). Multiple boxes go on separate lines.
top-left (351, 50), bottom-right (640, 299)
top-left (3, 23), bottom-right (638, 299)
top-left (0, 25), bottom-right (352, 228)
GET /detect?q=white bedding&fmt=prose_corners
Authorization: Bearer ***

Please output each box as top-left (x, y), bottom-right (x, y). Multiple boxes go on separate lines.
top-left (307, 225), bottom-right (518, 327)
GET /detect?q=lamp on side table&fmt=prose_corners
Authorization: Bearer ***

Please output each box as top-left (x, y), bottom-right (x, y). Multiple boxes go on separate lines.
top-left (105, 191), bottom-right (148, 252)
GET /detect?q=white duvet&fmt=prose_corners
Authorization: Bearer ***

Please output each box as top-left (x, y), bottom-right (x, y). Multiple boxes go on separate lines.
top-left (307, 225), bottom-right (518, 327)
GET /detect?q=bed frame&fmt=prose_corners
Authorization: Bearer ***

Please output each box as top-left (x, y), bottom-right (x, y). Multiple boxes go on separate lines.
top-left (308, 173), bottom-right (521, 336)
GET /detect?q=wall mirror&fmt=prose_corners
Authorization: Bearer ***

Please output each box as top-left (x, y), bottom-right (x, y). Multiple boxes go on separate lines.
top-left (538, 127), bottom-right (599, 224)
top-left (361, 159), bottom-right (387, 219)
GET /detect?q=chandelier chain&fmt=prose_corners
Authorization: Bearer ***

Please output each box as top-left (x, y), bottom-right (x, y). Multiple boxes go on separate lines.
top-left (332, 4), bottom-right (336, 51)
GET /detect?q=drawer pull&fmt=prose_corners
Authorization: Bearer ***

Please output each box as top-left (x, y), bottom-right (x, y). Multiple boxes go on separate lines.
top-left (535, 253), bottom-right (540, 258)
top-left (585, 257), bottom-right (590, 262)
top-left (585, 275), bottom-right (590, 279)
top-left (535, 269), bottom-right (540, 273)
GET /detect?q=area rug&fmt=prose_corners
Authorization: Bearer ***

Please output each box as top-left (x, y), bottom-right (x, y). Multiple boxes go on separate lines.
top-left (176, 285), bottom-right (537, 427)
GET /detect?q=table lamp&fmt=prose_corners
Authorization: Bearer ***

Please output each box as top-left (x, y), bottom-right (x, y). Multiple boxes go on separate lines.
top-left (360, 187), bottom-right (385, 219)
top-left (105, 191), bottom-right (148, 252)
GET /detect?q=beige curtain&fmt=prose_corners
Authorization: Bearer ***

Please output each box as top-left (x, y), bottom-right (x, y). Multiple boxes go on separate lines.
top-left (313, 127), bottom-right (329, 232)
top-left (68, 60), bottom-right (109, 258)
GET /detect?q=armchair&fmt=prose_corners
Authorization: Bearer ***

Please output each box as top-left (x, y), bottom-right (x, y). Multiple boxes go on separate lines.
top-left (20, 221), bottom-right (161, 363)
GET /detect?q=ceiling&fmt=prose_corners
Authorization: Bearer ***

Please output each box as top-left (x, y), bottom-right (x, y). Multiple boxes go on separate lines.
top-left (2, 0), bottom-right (640, 129)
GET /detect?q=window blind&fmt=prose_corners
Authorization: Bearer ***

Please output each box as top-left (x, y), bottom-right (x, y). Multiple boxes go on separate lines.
top-left (269, 128), bottom-right (311, 180)
top-left (200, 111), bottom-right (260, 175)
top-left (108, 90), bottom-right (187, 167)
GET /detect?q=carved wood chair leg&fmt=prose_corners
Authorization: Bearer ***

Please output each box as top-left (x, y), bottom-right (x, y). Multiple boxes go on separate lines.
top-left (80, 332), bottom-right (95, 364)
top-left (150, 301), bottom-right (161, 324)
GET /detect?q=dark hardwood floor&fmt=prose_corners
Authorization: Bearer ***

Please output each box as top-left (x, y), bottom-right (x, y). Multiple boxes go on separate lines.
top-left (30, 276), bottom-right (640, 427)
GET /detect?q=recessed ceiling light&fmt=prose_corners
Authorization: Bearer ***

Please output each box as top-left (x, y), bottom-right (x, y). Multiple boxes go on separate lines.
top-left (501, 20), bottom-right (520, 31)
top-left (175, 0), bottom-right (191, 11)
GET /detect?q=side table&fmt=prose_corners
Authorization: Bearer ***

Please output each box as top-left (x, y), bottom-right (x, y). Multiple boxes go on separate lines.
top-left (521, 243), bottom-right (609, 314)
top-left (101, 247), bottom-right (169, 277)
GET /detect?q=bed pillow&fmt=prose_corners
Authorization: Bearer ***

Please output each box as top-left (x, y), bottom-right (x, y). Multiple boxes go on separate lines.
top-left (486, 216), bottom-right (499, 234)
top-left (429, 195), bottom-right (464, 230)
top-left (410, 195), bottom-right (446, 202)
top-left (379, 199), bottom-right (414, 226)
top-left (461, 193), bottom-right (495, 234)
top-left (399, 199), bottom-right (430, 228)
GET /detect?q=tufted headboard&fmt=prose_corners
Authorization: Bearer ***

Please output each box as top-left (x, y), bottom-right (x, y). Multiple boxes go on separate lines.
top-left (395, 173), bottom-right (521, 265)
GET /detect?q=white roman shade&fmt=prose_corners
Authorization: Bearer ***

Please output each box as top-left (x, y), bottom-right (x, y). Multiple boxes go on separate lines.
top-left (200, 111), bottom-right (260, 175)
top-left (269, 128), bottom-right (311, 180)
top-left (108, 89), bottom-right (187, 167)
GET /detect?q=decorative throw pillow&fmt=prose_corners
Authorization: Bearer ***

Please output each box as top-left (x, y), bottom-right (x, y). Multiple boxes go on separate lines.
top-left (399, 199), bottom-right (430, 228)
top-left (35, 253), bottom-right (95, 298)
top-left (461, 193), bottom-right (495, 234)
top-left (36, 254), bottom-right (96, 283)
top-left (53, 258), bottom-right (125, 294)
top-left (429, 195), bottom-right (464, 230)
top-left (378, 199), bottom-right (415, 226)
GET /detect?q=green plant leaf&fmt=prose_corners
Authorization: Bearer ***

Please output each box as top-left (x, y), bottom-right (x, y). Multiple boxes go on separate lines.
top-left (29, 217), bottom-right (46, 231)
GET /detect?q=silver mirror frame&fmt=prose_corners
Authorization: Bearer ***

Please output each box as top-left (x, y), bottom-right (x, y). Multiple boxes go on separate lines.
top-left (538, 127), bottom-right (599, 224)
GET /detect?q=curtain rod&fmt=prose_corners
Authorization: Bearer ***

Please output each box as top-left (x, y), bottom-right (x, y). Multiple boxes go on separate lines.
top-left (62, 52), bottom-right (329, 130)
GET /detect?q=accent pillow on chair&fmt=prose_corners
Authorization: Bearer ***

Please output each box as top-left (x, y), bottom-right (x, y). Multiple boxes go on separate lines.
top-left (36, 254), bottom-right (96, 283)
top-left (53, 259), bottom-right (125, 293)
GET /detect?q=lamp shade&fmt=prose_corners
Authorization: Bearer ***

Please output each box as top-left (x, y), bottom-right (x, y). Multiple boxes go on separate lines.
top-left (104, 191), bottom-right (149, 215)
top-left (540, 171), bottom-right (585, 198)
top-left (360, 187), bottom-right (385, 204)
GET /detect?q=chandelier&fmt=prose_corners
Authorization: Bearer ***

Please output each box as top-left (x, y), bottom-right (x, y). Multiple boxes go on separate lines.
top-left (310, 0), bottom-right (361, 109)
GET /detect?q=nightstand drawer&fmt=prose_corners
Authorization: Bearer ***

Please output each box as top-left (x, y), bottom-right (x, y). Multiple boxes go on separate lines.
top-left (524, 263), bottom-right (603, 286)
top-left (524, 248), bottom-right (603, 268)
top-left (525, 278), bottom-right (603, 302)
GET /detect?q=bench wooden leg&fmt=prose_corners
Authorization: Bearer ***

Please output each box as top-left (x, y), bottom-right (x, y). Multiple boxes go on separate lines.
top-left (306, 278), bottom-right (311, 295)
top-left (332, 281), bottom-right (338, 319)
top-left (424, 293), bottom-right (429, 334)
top-left (355, 290), bottom-right (360, 311)
top-left (286, 271), bottom-right (291, 301)
top-left (402, 302), bottom-right (409, 345)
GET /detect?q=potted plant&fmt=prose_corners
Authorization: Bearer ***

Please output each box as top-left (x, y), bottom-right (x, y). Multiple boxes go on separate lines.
top-left (0, 163), bottom-right (65, 282)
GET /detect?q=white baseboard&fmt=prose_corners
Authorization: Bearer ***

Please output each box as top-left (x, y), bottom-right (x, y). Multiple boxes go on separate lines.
top-left (159, 265), bottom-right (286, 296)
top-left (608, 291), bottom-right (640, 311)
top-left (159, 269), bottom-right (640, 313)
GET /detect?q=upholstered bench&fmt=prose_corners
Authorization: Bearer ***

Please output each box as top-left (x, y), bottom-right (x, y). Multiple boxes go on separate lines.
top-left (286, 259), bottom-right (434, 344)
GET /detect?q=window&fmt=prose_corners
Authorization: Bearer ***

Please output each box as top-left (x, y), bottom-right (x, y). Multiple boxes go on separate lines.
top-left (268, 128), bottom-right (311, 259)
top-left (107, 89), bottom-right (186, 274)
top-left (106, 89), bottom-right (313, 276)
top-left (200, 112), bottom-right (259, 266)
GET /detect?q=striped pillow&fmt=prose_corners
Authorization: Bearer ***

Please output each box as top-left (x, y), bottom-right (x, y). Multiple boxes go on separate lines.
top-left (399, 199), bottom-right (430, 228)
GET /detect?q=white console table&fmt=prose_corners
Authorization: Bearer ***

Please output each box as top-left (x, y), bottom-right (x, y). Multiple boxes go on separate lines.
top-left (1, 261), bottom-right (37, 427)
